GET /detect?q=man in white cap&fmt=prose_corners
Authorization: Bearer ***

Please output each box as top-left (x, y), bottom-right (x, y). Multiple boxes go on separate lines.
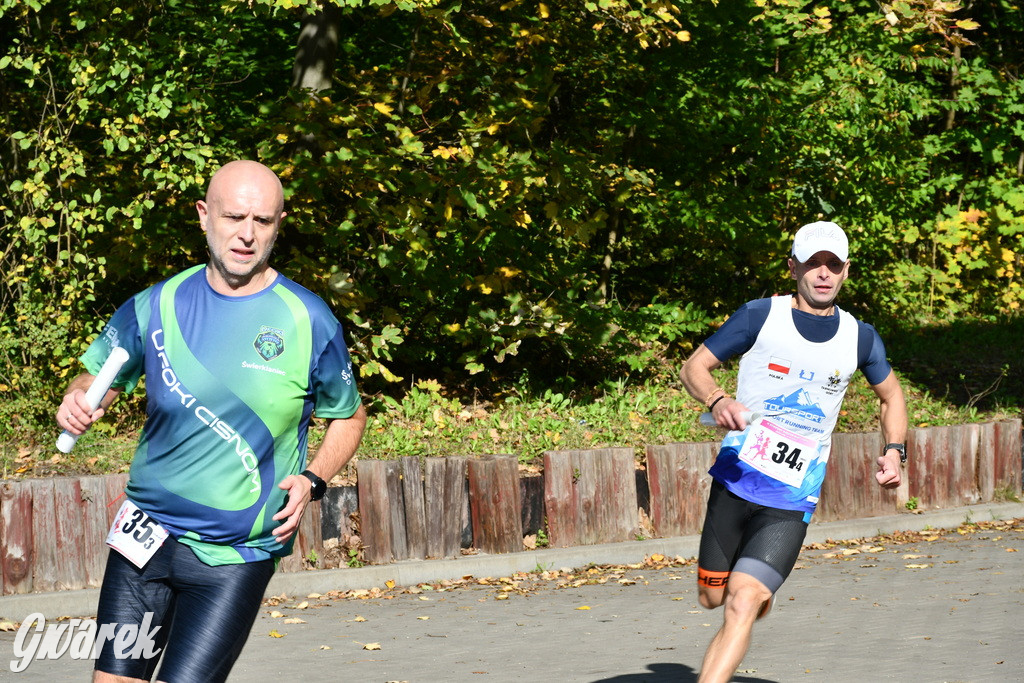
top-left (679, 221), bottom-right (907, 682)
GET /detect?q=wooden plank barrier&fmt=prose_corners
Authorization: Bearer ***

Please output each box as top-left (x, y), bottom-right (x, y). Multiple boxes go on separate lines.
top-left (80, 476), bottom-right (111, 587)
top-left (278, 501), bottom-right (322, 573)
top-left (818, 432), bottom-right (902, 522)
top-left (994, 418), bottom-right (1022, 493)
top-left (424, 456), bottom-right (467, 559)
top-left (543, 447), bottom-right (638, 548)
top-left (358, 456), bottom-right (470, 564)
top-left (908, 425), bottom-right (974, 511)
top-left (402, 456), bottom-right (427, 560)
top-left (0, 419), bottom-right (1019, 591)
top-left (53, 477), bottom-right (86, 591)
top-left (30, 478), bottom-right (58, 593)
top-left (645, 442), bottom-right (715, 537)
top-left (356, 459), bottom-right (396, 565)
top-left (976, 422), bottom-right (998, 502)
top-left (1, 480), bottom-right (32, 595)
top-left (467, 455), bottom-right (522, 554)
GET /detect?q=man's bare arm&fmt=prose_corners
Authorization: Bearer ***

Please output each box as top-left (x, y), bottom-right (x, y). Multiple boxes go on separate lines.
top-left (871, 370), bottom-right (907, 489)
top-left (272, 404), bottom-right (368, 543)
top-left (680, 344), bottom-right (748, 431)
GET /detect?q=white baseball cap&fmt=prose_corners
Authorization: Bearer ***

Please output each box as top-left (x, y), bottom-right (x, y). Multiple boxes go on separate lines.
top-left (791, 221), bottom-right (849, 262)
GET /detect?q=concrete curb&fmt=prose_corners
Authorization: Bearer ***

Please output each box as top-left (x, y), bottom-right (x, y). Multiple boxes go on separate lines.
top-left (3, 500), bottom-right (1022, 619)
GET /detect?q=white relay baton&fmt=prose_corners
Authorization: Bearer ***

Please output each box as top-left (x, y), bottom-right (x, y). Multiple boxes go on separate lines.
top-left (56, 346), bottom-right (130, 453)
top-left (700, 410), bottom-right (761, 428)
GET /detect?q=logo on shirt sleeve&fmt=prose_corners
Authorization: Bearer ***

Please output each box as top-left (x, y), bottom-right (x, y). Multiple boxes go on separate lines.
top-left (254, 326), bottom-right (285, 361)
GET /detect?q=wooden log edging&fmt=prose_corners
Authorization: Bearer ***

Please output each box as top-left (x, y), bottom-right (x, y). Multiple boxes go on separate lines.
top-left (0, 419), bottom-right (1020, 593)
top-left (645, 442), bottom-right (715, 537)
top-left (543, 447), bottom-right (639, 548)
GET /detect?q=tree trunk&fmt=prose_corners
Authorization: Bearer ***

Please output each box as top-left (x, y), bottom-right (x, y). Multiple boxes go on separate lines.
top-left (290, 6), bottom-right (344, 157)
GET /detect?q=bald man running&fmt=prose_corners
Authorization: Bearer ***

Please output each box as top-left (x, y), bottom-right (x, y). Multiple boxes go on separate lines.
top-left (58, 161), bottom-right (366, 682)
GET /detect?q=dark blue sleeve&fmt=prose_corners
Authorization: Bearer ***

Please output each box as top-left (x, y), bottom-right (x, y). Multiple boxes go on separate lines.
top-left (703, 299), bottom-right (771, 363)
top-left (857, 321), bottom-right (892, 386)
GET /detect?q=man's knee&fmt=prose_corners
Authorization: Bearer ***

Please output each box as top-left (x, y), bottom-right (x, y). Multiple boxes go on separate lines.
top-left (698, 586), bottom-right (725, 610)
top-left (722, 573), bottom-right (772, 621)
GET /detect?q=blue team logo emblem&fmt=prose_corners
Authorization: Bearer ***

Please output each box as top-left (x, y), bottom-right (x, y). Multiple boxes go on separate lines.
top-left (763, 388), bottom-right (827, 424)
top-left (254, 326), bottom-right (285, 361)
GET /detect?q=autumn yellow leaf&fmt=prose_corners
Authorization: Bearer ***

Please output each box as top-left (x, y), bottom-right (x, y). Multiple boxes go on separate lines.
top-left (363, 642), bottom-right (381, 650)
top-left (283, 618), bottom-right (306, 624)
top-left (373, 102), bottom-right (393, 116)
top-left (353, 616), bottom-right (367, 622)
top-left (385, 580), bottom-right (395, 589)
top-left (576, 605), bottom-right (591, 610)
top-left (294, 601), bottom-right (309, 610)
top-left (269, 611), bottom-right (283, 618)
top-left (268, 630), bottom-right (284, 638)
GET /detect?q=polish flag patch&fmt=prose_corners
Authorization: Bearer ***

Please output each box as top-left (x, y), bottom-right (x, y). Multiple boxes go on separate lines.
top-left (768, 356), bottom-right (791, 374)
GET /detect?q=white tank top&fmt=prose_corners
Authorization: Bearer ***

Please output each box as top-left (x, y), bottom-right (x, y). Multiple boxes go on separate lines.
top-left (712, 295), bottom-right (858, 512)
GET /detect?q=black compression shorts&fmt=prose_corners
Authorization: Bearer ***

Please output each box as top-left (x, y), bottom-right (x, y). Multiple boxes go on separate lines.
top-left (698, 480), bottom-right (807, 594)
top-left (95, 536), bottom-right (275, 682)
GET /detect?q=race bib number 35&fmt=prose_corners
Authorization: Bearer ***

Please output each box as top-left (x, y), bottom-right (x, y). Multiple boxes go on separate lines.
top-left (106, 500), bottom-right (169, 568)
top-left (737, 418), bottom-right (817, 488)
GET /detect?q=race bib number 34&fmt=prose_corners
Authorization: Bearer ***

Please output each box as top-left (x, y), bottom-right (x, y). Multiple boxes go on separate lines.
top-left (106, 500), bottom-right (168, 568)
top-left (737, 418), bottom-right (817, 488)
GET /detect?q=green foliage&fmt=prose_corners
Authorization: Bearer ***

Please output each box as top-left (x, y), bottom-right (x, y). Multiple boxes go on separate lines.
top-left (2, 0), bottom-right (1023, 450)
top-left (0, 0), bottom-right (296, 437)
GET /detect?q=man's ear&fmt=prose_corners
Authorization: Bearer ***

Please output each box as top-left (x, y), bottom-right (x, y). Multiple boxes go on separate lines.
top-left (787, 257), bottom-right (798, 280)
top-left (196, 200), bottom-right (209, 232)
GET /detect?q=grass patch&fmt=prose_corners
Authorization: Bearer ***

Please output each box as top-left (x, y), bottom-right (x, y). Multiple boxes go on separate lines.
top-left (3, 316), bottom-right (1021, 477)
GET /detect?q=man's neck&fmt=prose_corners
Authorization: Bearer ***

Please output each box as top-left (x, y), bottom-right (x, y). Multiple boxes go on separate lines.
top-left (205, 265), bottom-right (277, 297)
top-left (791, 295), bottom-right (836, 317)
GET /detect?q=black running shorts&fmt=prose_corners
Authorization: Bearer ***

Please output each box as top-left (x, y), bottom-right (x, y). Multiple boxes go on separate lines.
top-left (697, 480), bottom-right (808, 594)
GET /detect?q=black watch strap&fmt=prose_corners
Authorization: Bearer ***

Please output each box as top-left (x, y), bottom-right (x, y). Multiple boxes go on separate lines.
top-left (300, 469), bottom-right (327, 501)
top-left (884, 443), bottom-right (907, 465)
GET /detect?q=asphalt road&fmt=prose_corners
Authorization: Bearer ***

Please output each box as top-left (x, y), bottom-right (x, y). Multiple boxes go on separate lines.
top-left (3, 504), bottom-right (1023, 682)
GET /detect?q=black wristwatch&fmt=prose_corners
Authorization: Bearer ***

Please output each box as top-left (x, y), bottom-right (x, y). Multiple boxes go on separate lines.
top-left (300, 469), bottom-right (327, 501)
top-left (884, 443), bottom-right (907, 465)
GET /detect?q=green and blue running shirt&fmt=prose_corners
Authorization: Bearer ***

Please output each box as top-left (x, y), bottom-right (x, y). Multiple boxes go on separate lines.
top-left (81, 265), bottom-right (361, 566)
